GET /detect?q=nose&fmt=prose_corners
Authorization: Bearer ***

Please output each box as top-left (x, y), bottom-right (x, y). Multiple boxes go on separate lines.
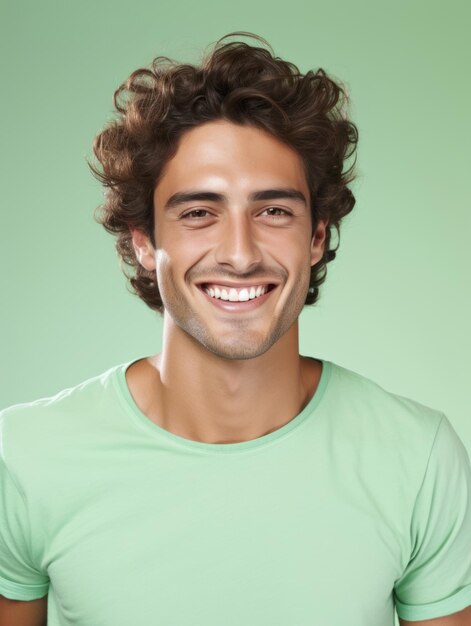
top-left (214, 212), bottom-right (263, 273)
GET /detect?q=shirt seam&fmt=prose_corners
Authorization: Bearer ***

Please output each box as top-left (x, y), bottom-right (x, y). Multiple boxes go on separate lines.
top-left (111, 358), bottom-right (332, 455)
top-left (406, 412), bottom-right (446, 561)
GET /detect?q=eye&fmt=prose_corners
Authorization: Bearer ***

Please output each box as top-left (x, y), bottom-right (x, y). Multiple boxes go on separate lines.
top-left (181, 208), bottom-right (211, 219)
top-left (260, 207), bottom-right (292, 217)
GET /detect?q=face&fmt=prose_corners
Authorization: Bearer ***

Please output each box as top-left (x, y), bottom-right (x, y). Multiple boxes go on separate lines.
top-left (132, 120), bottom-right (326, 360)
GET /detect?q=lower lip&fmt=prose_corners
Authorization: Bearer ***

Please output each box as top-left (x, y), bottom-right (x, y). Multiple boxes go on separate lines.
top-left (198, 286), bottom-right (277, 312)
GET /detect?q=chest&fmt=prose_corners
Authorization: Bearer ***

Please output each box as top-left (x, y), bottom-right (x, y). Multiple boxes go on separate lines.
top-left (41, 450), bottom-right (406, 625)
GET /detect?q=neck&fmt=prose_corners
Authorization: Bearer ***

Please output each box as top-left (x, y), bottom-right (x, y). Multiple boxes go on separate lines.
top-left (138, 315), bottom-right (320, 444)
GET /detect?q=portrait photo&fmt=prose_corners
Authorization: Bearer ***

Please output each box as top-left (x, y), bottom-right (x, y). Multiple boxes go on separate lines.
top-left (1, 1), bottom-right (470, 625)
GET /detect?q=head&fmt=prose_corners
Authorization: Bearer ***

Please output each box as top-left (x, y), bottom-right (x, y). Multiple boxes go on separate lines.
top-left (90, 32), bottom-right (358, 359)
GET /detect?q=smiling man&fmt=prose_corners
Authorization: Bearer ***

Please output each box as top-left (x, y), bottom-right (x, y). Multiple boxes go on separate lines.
top-left (1, 33), bottom-right (471, 626)
top-left (127, 119), bottom-right (327, 447)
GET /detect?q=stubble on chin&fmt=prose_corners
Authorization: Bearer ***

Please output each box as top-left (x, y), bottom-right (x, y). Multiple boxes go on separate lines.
top-left (159, 266), bottom-right (310, 361)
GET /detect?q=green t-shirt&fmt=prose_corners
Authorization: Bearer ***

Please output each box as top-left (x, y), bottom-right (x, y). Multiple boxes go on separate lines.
top-left (1, 358), bottom-right (471, 626)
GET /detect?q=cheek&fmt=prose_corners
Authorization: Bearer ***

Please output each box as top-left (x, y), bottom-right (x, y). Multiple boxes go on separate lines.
top-left (155, 242), bottom-right (203, 288)
top-left (155, 249), bottom-right (172, 286)
top-left (269, 233), bottom-right (314, 269)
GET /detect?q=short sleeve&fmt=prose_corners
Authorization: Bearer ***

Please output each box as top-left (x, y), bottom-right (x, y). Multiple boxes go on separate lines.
top-left (394, 414), bottom-right (471, 621)
top-left (0, 451), bottom-right (49, 600)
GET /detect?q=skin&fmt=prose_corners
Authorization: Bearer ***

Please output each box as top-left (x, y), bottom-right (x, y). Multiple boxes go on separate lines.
top-left (128, 120), bottom-right (327, 444)
top-left (3, 122), bottom-right (470, 625)
top-left (0, 595), bottom-right (46, 626)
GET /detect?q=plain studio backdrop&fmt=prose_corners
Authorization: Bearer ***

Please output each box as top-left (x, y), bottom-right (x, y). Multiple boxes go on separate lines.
top-left (1, 2), bottom-right (470, 624)
top-left (1, 1), bottom-right (470, 474)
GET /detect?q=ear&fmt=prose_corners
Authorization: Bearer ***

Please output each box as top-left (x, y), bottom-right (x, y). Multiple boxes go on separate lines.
top-left (310, 218), bottom-right (328, 266)
top-left (129, 227), bottom-right (156, 271)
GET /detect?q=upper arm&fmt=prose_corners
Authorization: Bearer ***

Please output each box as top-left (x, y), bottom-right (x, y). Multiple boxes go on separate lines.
top-left (0, 595), bottom-right (47, 626)
top-left (394, 416), bottom-right (471, 622)
top-left (0, 428), bottom-right (50, 607)
top-left (398, 603), bottom-right (471, 625)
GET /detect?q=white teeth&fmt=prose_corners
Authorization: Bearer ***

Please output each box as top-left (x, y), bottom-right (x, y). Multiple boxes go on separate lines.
top-left (204, 284), bottom-right (270, 302)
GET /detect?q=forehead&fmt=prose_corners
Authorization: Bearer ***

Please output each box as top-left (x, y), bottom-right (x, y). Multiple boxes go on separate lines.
top-left (154, 120), bottom-right (309, 204)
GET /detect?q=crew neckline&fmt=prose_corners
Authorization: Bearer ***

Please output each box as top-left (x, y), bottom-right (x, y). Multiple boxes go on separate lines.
top-left (112, 357), bottom-right (332, 454)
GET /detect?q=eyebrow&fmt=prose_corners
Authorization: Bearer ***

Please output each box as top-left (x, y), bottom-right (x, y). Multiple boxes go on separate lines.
top-left (163, 188), bottom-right (308, 210)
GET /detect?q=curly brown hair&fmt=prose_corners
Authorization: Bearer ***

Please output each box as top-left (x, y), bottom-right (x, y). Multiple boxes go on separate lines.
top-left (89, 32), bottom-right (358, 314)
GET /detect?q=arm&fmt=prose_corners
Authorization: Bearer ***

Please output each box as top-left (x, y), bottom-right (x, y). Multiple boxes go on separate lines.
top-left (0, 595), bottom-right (47, 626)
top-left (399, 604), bottom-right (471, 625)
top-left (394, 416), bottom-right (471, 624)
top-left (0, 428), bottom-right (50, 624)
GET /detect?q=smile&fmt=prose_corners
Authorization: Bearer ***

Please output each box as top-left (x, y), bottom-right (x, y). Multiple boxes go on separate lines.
top-left (202, 284), bottom-right (272, 302)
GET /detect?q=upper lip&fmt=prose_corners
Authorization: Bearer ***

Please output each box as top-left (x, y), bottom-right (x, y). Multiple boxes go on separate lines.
top-left (197, 281), bottom-right (278, 289)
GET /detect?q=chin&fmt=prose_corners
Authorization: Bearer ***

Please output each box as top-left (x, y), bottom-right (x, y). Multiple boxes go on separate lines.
top-left (203, 342), bottom-right (274, 361)
top-left (194, 324), bottom-right (288, 361)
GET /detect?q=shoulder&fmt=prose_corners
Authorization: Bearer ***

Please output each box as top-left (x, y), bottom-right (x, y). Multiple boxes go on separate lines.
top-left (327, 359), bottom-right (444, 427)
top-left (322, 361), bottom-right (465, 526)
top-left (0, 362), bottom-right (126, 469)
top-left (325, 360), bottom-right (445, 463)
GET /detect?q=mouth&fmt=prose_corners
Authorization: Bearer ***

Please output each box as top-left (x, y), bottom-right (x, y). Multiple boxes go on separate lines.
top-left (196, 282), bottom-right (278, 310)
top-left (199, 282), bottom-right (277, 302)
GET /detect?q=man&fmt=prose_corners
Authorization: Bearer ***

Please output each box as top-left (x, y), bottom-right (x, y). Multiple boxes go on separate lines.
top-left (1, 32), bottom-right (470, 626)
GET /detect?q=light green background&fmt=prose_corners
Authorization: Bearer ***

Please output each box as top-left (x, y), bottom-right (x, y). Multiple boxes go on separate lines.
top-left (1, 0), bottom-right (470, 469)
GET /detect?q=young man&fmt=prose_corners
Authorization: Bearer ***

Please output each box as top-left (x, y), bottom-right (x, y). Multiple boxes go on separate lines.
top-left (1, 33), bottom-right (470, 626)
